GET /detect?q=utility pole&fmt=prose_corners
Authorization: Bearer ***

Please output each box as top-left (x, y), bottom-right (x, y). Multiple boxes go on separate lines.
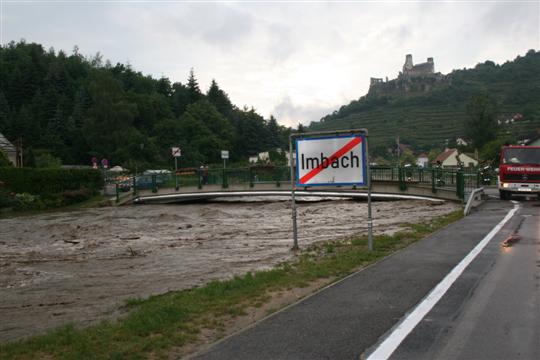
top-left (16, 137), bottom-right (23, 168)
top-left (396, 135), bottom-right (400, 166)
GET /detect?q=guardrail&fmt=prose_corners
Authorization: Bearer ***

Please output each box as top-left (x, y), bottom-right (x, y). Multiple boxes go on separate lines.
top-left (464, 187), bottom-right (485, 215)
top-left (108, 165), bottom-right (481, 203)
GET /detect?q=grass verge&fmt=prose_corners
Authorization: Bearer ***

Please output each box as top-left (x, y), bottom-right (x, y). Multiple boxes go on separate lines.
top-left (0, 210), bottom-right (463, 359)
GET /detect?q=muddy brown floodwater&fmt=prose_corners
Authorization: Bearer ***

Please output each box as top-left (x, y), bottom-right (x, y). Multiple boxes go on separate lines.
top-left (0, 198), bottom-right (459, 342)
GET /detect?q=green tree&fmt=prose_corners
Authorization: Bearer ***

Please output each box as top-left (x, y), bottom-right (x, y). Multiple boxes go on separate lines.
top-left (207, 79), bottom-right (233, 116)
top-left (34, 151), bottom-right (62, 168)
top-left (156, 76), bottom-right (172, 97)
top-left (82, 71), bottom-right (138, 164)
top-left (267, 115), bottom-right (281, 149)
top-left (171, 82), bottom-right (190, 117)
top-left (0, 41), bottom-right (294, 168)
top-left (0, 92), bottom-right (10, 133)
top-left (0, 150), bottom-right (12, 167)
top-left (187, 68), bottom-right (202, 104)
top-left (466, 93), bottom-right (498, 151)
top-left (479, 138), bottom-right (512, 166)
top-left (231, 108), bottom-right (271, 157)
top-left (427, 149), bottom-right (440, 164)
top-left (399, 149), bottom-right (416, 166)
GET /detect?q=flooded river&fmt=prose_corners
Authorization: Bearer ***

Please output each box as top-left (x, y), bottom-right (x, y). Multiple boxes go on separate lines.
top-left (0, 198), bottom-right (459, 342)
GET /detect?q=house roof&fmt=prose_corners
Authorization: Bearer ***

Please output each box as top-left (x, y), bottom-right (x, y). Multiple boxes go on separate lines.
top-left (417, 153), bottom-right (428, 158)
top-left (432, 148), bottom-right (457, 164)
top-left (0, 133), bottom-right (16, 153)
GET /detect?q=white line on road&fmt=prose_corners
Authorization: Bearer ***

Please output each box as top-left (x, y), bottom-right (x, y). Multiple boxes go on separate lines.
top-left (366, 203), bottom-right (520, 360)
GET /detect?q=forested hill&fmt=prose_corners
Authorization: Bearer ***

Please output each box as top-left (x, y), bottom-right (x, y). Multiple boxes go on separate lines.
top-left (309, 49), bottom-right (540, 153)
top-left (0, 41), bottom-right (290, 168)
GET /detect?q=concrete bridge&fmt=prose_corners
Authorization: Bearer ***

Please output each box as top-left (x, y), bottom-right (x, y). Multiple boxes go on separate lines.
top-left (112, 166), bottom-right (480, 204)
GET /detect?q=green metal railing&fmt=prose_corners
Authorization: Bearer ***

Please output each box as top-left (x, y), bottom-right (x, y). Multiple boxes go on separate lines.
top-left (111, 165), bottom-right (480, 202)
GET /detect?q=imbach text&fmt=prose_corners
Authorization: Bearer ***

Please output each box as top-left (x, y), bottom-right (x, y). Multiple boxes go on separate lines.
top-left (301, 152), bottom-right (360, 170)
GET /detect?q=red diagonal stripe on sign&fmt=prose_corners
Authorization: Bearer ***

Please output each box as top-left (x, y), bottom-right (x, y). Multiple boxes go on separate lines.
top-left (299, 136), bottom-right (362, 185)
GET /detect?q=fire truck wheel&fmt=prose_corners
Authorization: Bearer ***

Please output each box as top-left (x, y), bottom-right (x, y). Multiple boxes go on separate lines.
top-left (499, 190), bottom-right (510, 200)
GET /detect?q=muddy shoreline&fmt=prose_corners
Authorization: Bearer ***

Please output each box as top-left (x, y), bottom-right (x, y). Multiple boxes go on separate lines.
top-left (0, 198), bottom-right (459, 342)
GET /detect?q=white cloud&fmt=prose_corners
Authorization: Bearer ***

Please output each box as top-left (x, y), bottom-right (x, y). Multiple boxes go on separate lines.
top-left (272, 95), bottom-right (336, 128)
top-left (2, 1), bottom-right (539, 126)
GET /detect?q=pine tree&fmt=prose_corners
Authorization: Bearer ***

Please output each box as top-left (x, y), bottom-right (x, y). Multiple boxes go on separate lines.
top-left (187, 68), bottom-right (202, 104)
top-left (207, 79), bottom-right (233, 116)
top-left (156, 76), bottom-right (172, 97)
top-left (171, 82), bottom-right (189, 116)
top-left (267, 115), bottom-right (281, 148)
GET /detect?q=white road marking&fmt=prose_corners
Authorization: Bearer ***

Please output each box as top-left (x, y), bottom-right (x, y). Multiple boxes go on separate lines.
top-left (366, 203), bottom-right (520, 360)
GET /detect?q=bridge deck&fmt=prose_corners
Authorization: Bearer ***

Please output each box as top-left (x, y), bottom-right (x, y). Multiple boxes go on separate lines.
top-left (130, 181), bottom-right (460, 204)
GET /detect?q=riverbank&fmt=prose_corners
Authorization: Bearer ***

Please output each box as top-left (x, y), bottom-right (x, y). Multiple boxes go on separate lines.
top-left (0, 199), bottom-right (460, 358)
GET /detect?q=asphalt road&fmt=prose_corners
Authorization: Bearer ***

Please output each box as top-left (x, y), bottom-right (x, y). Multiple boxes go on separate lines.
top-left (191, 197), bottom-right (537, 360)
top-left (389, 198), bottom-right (540, 360)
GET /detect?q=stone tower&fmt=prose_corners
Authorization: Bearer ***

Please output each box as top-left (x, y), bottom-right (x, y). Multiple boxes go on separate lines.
top-left (402, 54), bottom-right (435, 77)
top-left (403, 54), bottom-right (414, 73)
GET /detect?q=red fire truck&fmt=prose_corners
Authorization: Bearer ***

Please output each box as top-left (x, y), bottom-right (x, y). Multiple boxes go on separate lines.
top-left (498, 145), bottom-right (540, 199)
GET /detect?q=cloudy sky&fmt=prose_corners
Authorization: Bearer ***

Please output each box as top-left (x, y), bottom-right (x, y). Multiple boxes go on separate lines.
top-left (1, 1), bottom-right (539, 127)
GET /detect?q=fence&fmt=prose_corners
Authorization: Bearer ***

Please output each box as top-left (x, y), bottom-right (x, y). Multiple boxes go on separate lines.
top-left (108, 165), bottom-right (480, 202)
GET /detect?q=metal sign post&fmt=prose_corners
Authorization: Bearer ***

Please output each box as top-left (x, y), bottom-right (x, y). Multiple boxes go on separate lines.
top-left (365, 138), bottom-right (373, 251)
top-left (222, 150), bottom-right (229, 169)
top-left (175, 157), bottom-right (179, 190)
top-left (290, 129), bottom-right (373, 251)
top-left (172, 147), bottom-right (181, 191)
top-left (289, 138), bottom-right (298, 250)
top-left (221, 150), bottom-right (229, 188)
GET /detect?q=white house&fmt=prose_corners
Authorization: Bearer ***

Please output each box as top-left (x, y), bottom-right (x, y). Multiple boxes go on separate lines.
top-left (456, 138), bottom-right (468, 146)
top-left (284, 151), bottom-right (296, 167)
top-left (416, 153), bottom-right (429, 168)
top-left (248, 155), bottom-right (258, 164)
top-left (432, 148), bottom-right (478, 168)
top-left (258, 151), bottom-right (270, 162)
top-left (0, 132), bottom-right (17, 166)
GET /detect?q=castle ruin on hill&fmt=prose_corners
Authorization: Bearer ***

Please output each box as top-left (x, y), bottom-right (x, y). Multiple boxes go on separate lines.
top-left (369, 54), bottom-right (447, 94)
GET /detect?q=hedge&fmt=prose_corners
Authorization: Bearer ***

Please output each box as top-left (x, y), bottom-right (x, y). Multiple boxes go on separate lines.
top-left (0, 167), bottom-right (104, 196)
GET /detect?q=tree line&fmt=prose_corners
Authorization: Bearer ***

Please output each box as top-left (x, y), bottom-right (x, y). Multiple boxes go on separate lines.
top-left (0, 41), bottom-right (291, 169)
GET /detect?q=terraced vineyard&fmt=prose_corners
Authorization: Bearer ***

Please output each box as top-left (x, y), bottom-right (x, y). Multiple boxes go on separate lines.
top-left (310, 50), bottom-right (540, 151)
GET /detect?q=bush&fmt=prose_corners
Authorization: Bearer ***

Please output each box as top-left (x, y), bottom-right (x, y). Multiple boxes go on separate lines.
top-left (34, 153), bottom-right (62, 168)
top-left (0, 152), bottom-right (12, 167)
top-left (0, 187), bottom-right (16, 209)
top-left (0, 168), bottom-right (104, 196)
top-left (13, 192), bottom-right (45, 211)
top-left (0, 168), bottom-right (102, 211)
top-left (61, 188), bottom-right (92, 205)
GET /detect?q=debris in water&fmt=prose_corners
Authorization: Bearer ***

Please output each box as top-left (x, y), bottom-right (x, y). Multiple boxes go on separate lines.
top-left (63, 239), bottom-right (80, 244)
top-left (120, 236), bottom-right (140, 240)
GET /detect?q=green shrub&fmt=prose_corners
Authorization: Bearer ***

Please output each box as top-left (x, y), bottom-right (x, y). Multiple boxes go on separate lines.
top-left (0, 152), bottom-right (12, 167)
top-left (34, 153), bottom-right (62, 168)
top-left (60, 188), bottom-right (92, 205)
top-left (13, 192), bottom-right (45, 210)
top-left (0, 168), bottom-right (104, 196)
top-left (0, 187), bottom-right (16, 209)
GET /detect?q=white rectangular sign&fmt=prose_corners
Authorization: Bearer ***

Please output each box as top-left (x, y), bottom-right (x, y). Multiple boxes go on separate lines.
top-left (295, 135), bottom-right (366, 186)
top-left (221, 150), bottom-right (229, 159)
top-left (171, 147), bottom-right (181, 157)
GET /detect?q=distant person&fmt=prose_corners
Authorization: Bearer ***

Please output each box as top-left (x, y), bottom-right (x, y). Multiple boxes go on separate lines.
top-left (201, 166), bottom-right (209, 185)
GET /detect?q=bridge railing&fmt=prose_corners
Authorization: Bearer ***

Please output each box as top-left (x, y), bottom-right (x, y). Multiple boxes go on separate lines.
top-left (121, 165), bottom-right (479, 202)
